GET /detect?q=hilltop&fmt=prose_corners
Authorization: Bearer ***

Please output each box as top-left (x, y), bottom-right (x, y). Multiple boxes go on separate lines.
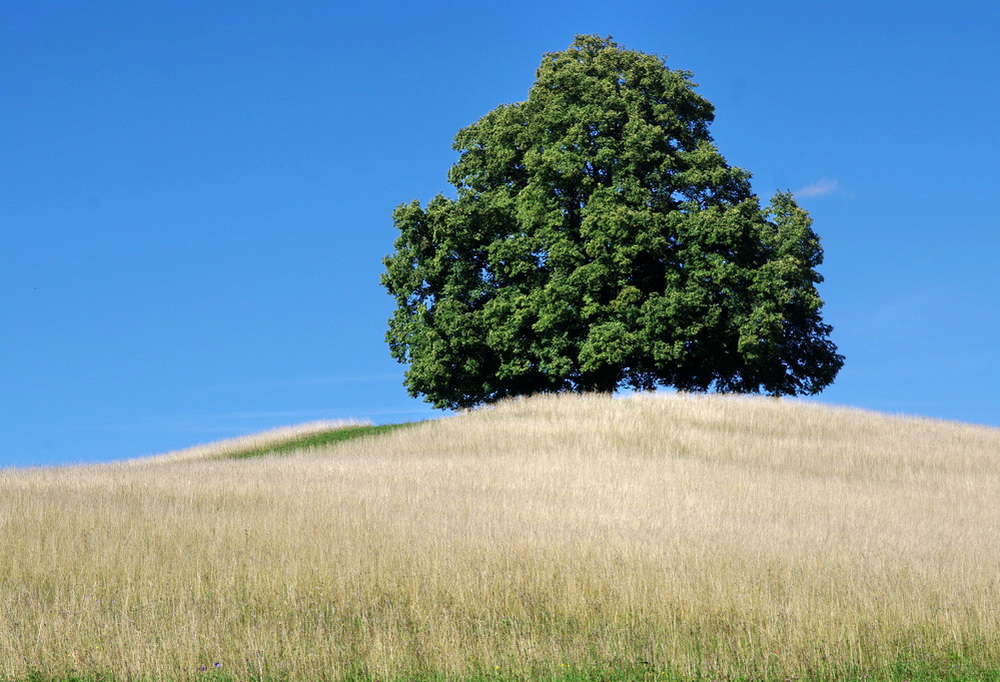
top-left (1, 393), bottom-right (998, 681)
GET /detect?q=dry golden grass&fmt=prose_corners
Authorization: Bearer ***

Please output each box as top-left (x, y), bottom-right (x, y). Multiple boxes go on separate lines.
top-left (1, 393), bottom-right (998, 680)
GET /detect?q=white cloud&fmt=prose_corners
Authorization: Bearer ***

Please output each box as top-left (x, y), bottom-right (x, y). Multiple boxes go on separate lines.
top-left (794, 178), bottom-right (840, 198)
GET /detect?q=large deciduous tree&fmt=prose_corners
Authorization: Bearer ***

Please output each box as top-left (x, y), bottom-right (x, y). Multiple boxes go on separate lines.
top-left (382, 35), bottom-right (843, 410)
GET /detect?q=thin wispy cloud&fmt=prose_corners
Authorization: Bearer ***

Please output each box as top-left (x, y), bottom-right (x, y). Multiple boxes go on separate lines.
top-left (98, 409), bottom-right (346, 434)
top-left (100, 405), bottom-right (442, 436)
top-left (794, 178), bottom-right (840, 198)
top-left (270, 373), bottom-right (403, 387)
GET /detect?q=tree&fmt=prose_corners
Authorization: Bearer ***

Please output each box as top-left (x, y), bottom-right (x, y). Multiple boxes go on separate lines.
top-left (382, 35), bottom-right (843, 410)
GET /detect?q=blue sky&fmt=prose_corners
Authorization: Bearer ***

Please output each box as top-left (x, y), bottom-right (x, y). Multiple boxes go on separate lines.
top-left (3, 1), bottom-right (998, 467)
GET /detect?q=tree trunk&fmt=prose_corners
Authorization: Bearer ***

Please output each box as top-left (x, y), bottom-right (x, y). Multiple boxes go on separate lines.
top-left (576, 366), bottom-right (620, 394)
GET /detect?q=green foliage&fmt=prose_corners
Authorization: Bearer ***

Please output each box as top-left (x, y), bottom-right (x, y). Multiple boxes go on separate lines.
top-left (383, 35), bottom-right (843, 410)
top-left (226, 422), bottom-right (419, 459)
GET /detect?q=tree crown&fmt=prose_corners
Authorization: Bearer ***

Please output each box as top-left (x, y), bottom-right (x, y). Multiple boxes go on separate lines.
top-left (383, 35), bottom-right (843, 409)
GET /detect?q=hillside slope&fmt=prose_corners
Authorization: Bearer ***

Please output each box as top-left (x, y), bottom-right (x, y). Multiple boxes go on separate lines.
top-left (1, 393), bottom-right (998, 681)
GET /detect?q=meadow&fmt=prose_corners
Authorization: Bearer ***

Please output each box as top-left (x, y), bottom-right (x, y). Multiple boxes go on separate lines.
top-left (1, 393), bottom-right (998, 681)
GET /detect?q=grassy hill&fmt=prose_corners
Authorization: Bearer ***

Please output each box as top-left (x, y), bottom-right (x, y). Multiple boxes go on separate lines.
top-left (1, 393), bottom-right (998, 681)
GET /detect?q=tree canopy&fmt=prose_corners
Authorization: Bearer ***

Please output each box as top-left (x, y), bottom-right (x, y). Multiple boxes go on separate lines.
top-left (382, 35), bottom-right (844, 410)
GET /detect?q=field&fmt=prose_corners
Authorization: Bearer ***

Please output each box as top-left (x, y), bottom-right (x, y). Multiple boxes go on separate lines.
top-left (1, 393), bottom-right (998, 681)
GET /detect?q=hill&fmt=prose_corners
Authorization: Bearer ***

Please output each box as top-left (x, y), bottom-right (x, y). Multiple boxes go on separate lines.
top-left (1, 393), bottom-right (998, 681)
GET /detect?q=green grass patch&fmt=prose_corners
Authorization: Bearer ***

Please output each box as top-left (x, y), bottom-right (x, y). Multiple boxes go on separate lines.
top-left (227, 421), bottom-right (421, 460)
